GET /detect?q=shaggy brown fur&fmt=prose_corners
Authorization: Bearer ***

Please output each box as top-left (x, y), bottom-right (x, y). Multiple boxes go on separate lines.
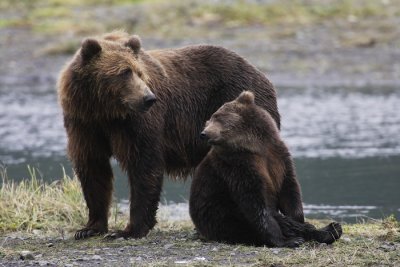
top-left (190, 91), bottom-right (342, 247)
top-left (57, 31), bottom-right (280, 239)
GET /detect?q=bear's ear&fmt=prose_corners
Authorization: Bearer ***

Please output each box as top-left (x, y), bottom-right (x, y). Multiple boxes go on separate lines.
top-left (80, 38), bottom-right (102, 62)
top-left (125, 35), bottom-right (141, 54)
top-left (237, 91), bottom-right (255, 105)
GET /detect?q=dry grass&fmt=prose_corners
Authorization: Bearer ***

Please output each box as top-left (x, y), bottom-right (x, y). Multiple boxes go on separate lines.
top-left (0, 0), bottom-right (398, 35)
top-left (0, 166), bottom-right (126, 235)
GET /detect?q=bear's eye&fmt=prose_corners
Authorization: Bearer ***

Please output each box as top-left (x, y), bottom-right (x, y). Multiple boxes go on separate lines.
top-left (213, 114), bottom-right (222, 120)
top-left (119, 68), bottom-right (132, 78)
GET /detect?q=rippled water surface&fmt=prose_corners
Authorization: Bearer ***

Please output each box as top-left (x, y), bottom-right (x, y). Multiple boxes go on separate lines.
top-left (0, 83), bottom-right (399, 221)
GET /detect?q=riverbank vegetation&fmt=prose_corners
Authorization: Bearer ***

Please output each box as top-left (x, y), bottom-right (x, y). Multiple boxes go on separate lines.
top-left (1, 0), bottom-right (399, 84)
top-left (1, 0), bottom-right (398, 37)
top-left (0, 167), bottom-right (126, 234)
top-left (0, 168), bottom-right (399, 266)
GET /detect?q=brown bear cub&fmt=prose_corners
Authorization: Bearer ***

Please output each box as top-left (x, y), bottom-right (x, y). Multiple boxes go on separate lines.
top-left (190, 91), bottom-right (342, 247)
top-left (58, 31), bottom-right (281, 239)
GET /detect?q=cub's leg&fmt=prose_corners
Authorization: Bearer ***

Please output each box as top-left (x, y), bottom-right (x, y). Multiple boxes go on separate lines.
top-left (275, 214), bottom-right (343, 244)
top-left (278, 158), bottom-right (305, 223)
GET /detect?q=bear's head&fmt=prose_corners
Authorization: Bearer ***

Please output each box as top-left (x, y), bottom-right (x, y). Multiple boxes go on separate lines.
top-left (58, 31), bottom-right (156, 121)
top-left (200, 91), bottom-right (279, 153)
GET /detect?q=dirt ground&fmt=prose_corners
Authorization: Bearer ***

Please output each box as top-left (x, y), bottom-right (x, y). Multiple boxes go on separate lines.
top-left (1, 219), bottom-right (400, 267)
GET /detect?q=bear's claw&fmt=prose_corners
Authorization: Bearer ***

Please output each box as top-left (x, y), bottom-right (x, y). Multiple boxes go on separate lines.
top-left (104, 230), bottom-right (136, 240)
top-left (75, 228), bottom-right (105, 240)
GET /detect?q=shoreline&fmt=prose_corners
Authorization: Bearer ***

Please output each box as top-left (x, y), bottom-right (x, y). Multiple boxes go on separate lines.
top-left (1, 217), bottom-right (399, 266)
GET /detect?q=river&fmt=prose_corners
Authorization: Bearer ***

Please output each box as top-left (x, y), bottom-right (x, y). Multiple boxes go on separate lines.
top-left (0, 82), bottom-right (399, 222)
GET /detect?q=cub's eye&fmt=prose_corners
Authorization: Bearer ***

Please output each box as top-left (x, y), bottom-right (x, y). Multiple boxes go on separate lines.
top-left (119, 68), bottom-right (132, 78)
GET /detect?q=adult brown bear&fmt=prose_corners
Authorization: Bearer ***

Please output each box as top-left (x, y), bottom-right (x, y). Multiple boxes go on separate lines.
top-left (58, 31), bottom-right (281, 239)
top-left (190, 91), bottom-right (342, 247)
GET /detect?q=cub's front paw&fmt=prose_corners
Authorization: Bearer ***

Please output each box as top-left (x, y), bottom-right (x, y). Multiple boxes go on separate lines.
top-left (284, 237), bottom-right (305, 248)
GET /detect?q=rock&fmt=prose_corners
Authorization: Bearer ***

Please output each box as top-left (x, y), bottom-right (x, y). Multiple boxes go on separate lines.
top-left (175, 260), bottom-right (190, 264)
top-left (32, 230), bottom-right (42, 235)
top-left (342, 237), bottom-right (351, 243)
top-left (38, 260), bottom-right (50, 266)
top-left (92, 255), bottom-right (102, 260)
top-left (271, 248), bottom-right (281, 255)
top-left (130, 257), bottom-right (143, 264)
top-left (19, 250), bottom-right (35, 260)
top-left (379, 243), bottom-right (396, 252)
top-left (76, 257), bottom-right (90, 261)
top-left (46, 242), bottom-right (54, 247)
top-left (164, 243), bottom-right (174, 249)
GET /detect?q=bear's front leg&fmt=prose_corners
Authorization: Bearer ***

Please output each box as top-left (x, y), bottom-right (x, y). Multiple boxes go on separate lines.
top-left (278, 165), bottom-right (305, 223)
top-left (106, 145), bottom-right (164, 239)
top-left (73, 157), bottom-right (113, 240)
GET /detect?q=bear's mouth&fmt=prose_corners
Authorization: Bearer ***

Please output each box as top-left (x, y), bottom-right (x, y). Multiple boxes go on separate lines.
top-left (141, 105), bottom-right (153, 112)
top-left (207, 138), bottom-right (222, 146)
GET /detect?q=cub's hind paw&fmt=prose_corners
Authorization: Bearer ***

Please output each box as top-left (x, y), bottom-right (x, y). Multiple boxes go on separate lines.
top-left (317, 222), bottom-right (343, 244)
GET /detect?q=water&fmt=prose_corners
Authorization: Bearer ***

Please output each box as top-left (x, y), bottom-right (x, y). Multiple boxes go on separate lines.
top-left (0, 82), bottom-right (399, 222)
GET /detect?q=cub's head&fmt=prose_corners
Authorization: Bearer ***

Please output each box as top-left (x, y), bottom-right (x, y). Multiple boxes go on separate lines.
top-left (201, 91), bottom-right (279, 153)
top-left (58, 31), bottom-right (156, 120)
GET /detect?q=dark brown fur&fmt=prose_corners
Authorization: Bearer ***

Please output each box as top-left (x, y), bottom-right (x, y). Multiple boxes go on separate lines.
top-left (58, 31), bottom-right (280, 239)
top-left (190, 91), bottom-right (342, 247)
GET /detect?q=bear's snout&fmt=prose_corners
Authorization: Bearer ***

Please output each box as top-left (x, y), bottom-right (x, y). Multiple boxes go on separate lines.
top-left (143, 93), bottom-right (157, 110)
top-left (200, 131), bottom-right (209, 140)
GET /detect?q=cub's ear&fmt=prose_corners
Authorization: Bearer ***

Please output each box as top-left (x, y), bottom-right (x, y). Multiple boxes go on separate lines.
top-left (125, 35), bottom-right (141, 54)
top-left (236, 91), bottom-right (255, 105)
top-left (81, 38), bottom-right (101, 62)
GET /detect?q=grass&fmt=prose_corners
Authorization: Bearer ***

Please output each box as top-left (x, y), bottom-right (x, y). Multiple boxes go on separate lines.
top-left (0, 166), bottom-right (126, 234)
top-left (0, 166), bottom-right (399, 265)
top-left (0, 0), bottom-right (398, 35)
top-left (193, 0), bottom-right (393, 26)
top-left (257, 217), bottom-right (400, 266)
top-left (1, 0), bottom-right (398, 59)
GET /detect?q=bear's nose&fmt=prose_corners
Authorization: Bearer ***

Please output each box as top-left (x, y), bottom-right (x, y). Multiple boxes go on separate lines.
top-left (143, 94), bottom-right (157, 108)
top-left (200, 131), bottom-right (209, 140)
